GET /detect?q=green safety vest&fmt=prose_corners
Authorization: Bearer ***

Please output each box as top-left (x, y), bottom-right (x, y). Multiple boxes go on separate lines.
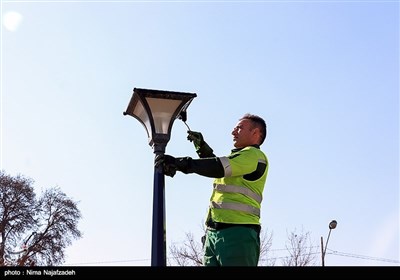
top-left (208, 146), bottom-right (268, 225)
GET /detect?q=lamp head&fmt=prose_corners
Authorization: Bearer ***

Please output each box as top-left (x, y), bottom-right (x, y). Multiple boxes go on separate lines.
top-left (124, 88), bottom-right (197, 151)
top-left (329, 220), bottom-right (337, 230)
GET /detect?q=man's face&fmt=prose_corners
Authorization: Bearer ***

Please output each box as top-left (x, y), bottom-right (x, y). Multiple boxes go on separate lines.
top-left (231, 119), bottom-right (256, 148)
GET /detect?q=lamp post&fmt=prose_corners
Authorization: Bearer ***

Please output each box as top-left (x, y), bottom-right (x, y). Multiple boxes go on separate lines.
top-left (124, 87), bottom-right (196, 266)
top-left (321, 220), bottom-right (337, 266)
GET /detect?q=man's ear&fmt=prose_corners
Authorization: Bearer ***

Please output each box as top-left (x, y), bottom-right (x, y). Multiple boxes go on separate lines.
top-left (253, 127), bottom-right (261, 142)
top-left (253, 127), bottom-right (260, 136)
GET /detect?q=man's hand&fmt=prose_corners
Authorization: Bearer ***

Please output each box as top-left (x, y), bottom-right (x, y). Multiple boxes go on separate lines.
top-left (187, 131), bottom-right (204, 150)
top-left (155, 154), bottom-right (177, 177)
top-left (187, 130), bottom-right (214, 158)
top-left (155, 154), bottom-right (192, 176)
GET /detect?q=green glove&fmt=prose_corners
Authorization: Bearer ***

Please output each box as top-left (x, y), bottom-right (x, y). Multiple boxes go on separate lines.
top-left (187, 131), bottom-right (204, 150)
top-left (155, 154), bottom-right (192, 176)
top-left (155, 154), bottom-right (177, 177)
top-left (187, 131), bottom-right (214, 158)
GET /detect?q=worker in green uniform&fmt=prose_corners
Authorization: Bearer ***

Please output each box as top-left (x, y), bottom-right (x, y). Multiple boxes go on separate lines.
top-left (155, 113), bottom-right (268, 266)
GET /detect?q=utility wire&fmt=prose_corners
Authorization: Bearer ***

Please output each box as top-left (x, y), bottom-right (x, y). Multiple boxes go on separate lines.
top-left (62, 249), bottom-right (399, 266)
top-left (327, 249), bottom-right (400, 264)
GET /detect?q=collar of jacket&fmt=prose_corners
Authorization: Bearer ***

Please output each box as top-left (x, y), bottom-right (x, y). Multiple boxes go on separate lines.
top-left (231, 144), bottom-right (260, 153)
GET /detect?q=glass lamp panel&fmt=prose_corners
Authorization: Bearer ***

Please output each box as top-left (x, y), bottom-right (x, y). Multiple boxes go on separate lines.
top-left (146, 97), bottom-right (182, 134)
top-left (132, 99), bottom-right (152, 138)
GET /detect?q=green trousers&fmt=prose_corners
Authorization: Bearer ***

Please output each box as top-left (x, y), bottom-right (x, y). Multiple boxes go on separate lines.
top-left (203, 226), bottom-right (260, 266)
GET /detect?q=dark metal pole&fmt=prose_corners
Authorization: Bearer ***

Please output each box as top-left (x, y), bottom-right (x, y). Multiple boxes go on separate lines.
top-left (321, 236), bottom-right (325, 266)
top-left (321, 228), bottom-right (333, 266)
top-left (151, 146), bottom-right (166, 266)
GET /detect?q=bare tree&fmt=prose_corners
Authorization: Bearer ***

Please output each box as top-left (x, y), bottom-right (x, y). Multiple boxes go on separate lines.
top-left (0, 171), bottom-right (82, 266)
top-left (258, 228), bottom-right (275, 266)
top-left (168, 232), bottom-right (204, 266)
top-left (281, 227), bottom-right (317, 266)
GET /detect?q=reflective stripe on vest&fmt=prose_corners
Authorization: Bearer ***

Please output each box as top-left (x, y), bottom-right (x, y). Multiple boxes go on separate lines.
top-left (210, 201), bottom-right (260, 217)
top-left (218, 156), bottom-right (232, 177)
top-left (219, 157), bottom-right (267, 178)
top-left (213, 183), bottom-right (262, 204)
top-left (258, 159), bottom-right (267, 165)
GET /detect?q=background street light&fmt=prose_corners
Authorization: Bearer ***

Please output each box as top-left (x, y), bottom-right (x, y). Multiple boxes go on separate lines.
top-left (124, 87), bottom-right (196, 266)
top-left (321, 219), bottom-right (337, 266)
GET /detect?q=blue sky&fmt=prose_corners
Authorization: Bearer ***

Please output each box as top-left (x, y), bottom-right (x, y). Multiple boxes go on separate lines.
top-left (1, 0), bottom-right (398, 266)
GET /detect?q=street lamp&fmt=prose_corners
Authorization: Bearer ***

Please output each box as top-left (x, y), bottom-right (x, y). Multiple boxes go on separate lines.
top-left (124, 87), bottom-right (197, 266)
top-left (321, 219), bottom-right (337, 266)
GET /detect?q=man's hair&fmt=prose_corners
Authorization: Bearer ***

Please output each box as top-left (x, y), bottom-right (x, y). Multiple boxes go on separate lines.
top-left (240, 113), bottom-right (267, 145)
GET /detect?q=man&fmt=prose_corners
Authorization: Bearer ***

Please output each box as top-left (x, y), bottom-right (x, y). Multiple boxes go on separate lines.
top-left (155, 113), bottom-right (268, 266)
